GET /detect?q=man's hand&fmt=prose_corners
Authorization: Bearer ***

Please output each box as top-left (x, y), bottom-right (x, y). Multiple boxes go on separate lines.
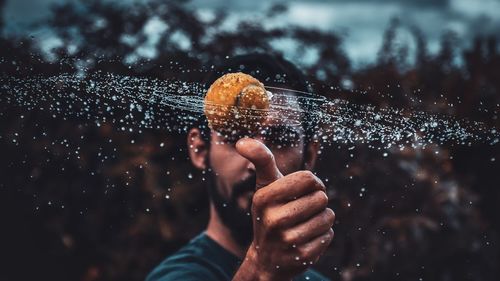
top-left (232, 138), bottom-right (335, 281)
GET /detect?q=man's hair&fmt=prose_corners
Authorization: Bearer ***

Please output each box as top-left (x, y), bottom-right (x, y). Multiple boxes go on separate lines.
top-left (195, 53), bottom-right (317, 144)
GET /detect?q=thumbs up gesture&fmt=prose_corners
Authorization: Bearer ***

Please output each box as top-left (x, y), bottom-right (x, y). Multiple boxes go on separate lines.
top-left (233, 138), bottom-right (335, 281)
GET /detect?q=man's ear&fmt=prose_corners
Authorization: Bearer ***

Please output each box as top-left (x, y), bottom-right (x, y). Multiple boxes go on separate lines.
top-left (303, 140), bottom-right (320, 171)
top-left (187, 128), bottom-right (208, 170)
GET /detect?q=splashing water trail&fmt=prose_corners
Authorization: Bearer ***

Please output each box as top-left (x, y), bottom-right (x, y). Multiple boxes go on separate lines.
top-left (1, 73), bottom-right (498, 149)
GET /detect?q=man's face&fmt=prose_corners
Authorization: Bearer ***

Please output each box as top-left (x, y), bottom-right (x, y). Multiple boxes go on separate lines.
top-left (206, 93), bottom-right (308, 247)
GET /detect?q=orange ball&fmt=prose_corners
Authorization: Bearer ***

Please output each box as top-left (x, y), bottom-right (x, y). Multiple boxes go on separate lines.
top-left (204, 72), bottom-right (270, 134)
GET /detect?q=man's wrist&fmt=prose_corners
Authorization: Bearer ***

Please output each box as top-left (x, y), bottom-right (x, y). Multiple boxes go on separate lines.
top-left (233, 244), bottom-right (292, 281)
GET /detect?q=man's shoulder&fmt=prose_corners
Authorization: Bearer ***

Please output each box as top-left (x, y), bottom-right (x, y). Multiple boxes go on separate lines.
top-left (297, 268), bottom-right (330, 281)
top-left (145, 258), bottom-right (217, 281)
top-left (145, 233), bottom-right (232, 281)
top-left (146, 233), bottom-right (331, 281)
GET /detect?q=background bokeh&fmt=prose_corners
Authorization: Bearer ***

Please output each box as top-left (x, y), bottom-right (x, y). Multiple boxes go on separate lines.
top-left (0, 0), bottom-right (499, 280)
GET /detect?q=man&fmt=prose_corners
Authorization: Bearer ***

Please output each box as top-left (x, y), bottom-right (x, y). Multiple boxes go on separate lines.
top-left (146, 54), bottom-right (335, 281)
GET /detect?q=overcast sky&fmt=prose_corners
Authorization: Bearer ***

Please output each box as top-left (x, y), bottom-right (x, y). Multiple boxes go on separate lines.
top-left (3, 0), bottom-right (500, 66)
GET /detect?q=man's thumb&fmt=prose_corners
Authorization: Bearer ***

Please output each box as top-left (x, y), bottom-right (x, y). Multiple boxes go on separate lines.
top-left (235, 138), bottom-right (283, 189)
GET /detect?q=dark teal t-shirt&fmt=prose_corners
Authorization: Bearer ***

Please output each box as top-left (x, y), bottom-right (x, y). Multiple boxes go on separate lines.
top-left (146, 232), bottom-right (330, 281)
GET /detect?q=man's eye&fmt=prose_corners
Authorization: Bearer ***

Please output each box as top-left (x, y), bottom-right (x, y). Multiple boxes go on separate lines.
top-left (262, 128), bottom-right (302, 147)
top-left (222, 135), bottom-right (241, 144)
top-left (220, 131), bottom-right (255, 144)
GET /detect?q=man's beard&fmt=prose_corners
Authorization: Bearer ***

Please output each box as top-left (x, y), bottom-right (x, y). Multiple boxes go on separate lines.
top-left (204, 144), bottom-right (307, 249)
top-left (207, 169), bottom-right (256, 249)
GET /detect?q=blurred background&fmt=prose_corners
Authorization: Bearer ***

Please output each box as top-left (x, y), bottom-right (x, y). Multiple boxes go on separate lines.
top-left (0, 0), bottom-right (499, 280)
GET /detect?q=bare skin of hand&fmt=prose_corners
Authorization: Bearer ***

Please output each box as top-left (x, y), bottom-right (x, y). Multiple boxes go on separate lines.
top-left (232, 138), bottom-right (335, 281)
